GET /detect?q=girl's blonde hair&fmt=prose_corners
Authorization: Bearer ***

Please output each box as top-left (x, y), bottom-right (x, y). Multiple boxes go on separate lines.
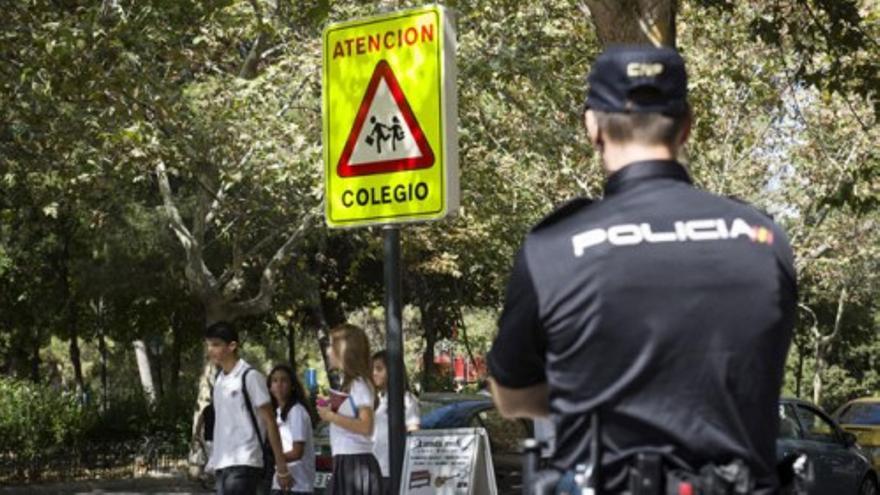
top-left (330, 323), bottom-right (375, 394)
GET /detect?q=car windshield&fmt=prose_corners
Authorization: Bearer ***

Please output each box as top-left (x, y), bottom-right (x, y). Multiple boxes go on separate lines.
top-left (838, 403), bottom-right (880, 425)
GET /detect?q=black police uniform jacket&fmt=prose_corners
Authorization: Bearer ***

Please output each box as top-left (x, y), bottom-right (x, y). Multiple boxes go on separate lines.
top-left (488, 160), bottom-right (797, 494)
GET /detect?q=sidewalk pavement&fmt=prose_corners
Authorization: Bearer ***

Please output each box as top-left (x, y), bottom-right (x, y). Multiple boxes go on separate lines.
top-left (0, 475), bottom-right (213, 495)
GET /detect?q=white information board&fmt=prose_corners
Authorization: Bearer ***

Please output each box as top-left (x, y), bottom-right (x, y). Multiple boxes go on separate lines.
top-left (400, 428), bottom-right (498, 495)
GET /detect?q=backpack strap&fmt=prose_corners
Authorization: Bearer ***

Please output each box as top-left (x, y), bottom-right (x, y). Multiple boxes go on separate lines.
top-left (241, 367), bottom-right (269, 465)
top-left (208, 367), bottom-right (222, 399)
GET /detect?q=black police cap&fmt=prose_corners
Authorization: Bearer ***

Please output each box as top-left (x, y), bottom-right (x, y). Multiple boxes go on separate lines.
top-left (584, 45), bottom-right (688, 116)
top-left (205, 321), bottom-right (239, 344)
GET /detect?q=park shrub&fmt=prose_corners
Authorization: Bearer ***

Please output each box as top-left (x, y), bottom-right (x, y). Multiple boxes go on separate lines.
top-left (85, 391), bottom-right (193, 450)
top-left (0, 377), bottom-right (94, 457)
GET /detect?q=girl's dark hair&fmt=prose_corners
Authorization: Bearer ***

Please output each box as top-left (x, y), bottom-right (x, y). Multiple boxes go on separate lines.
top-left (371, 349), bottom-right (412, 395)
top-left (268, 364), bottom-right (317, 425)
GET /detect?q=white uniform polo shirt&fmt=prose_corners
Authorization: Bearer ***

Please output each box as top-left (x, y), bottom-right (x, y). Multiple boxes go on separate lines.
top-left (206, 359), bottom-right (271, 472)
top-left (372, 391), bottom-right (420, 477)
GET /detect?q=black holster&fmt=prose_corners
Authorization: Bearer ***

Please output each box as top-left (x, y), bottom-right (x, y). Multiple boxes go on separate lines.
top-left (664, 458), bottom-right (754, 495)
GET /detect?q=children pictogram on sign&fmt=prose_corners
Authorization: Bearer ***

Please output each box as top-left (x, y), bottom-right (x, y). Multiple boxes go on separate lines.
top-left (365, 116), bottom-right (406, 154)
top-left (365, 116), bottom-right (389, 153)
top-left (390, 116), bottom-right (405, 151)
top-left (337, 60), bottom-right (435, 178)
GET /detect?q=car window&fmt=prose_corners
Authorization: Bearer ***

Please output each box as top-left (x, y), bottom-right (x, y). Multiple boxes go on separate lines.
top-left (838, 403), bottom-right (880, 426)
top-left (778, 404), bottom-right (802, 440)
top-left (795, 405), bottom-right (838, 443)
top-left (472, 409), bottom-right (529, 454)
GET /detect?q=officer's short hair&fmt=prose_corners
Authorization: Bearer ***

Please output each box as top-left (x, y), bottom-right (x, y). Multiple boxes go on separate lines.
top-left (592, 106), bottom-right (690, 147)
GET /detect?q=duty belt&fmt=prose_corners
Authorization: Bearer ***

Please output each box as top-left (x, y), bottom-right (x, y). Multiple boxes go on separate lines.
top-left (521, 411), bottom-right (813, 495)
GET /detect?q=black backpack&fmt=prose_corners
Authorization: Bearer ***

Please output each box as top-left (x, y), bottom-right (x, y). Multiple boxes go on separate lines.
top-left (202, 403), bottom-right (216, 442)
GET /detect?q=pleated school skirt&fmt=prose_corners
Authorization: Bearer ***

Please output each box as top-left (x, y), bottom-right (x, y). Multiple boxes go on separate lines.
top-left (330, 454), bottom-right (383, 495)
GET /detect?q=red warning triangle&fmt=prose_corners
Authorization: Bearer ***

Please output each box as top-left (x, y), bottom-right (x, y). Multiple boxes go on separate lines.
top-left (337, 60), bottom-right (435, 178)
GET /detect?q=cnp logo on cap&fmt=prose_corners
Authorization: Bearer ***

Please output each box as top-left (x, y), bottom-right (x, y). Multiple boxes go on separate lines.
top-left (626, 62), bottom-right (664, 78)
top-left (584, 45), bottom-right (688, 116)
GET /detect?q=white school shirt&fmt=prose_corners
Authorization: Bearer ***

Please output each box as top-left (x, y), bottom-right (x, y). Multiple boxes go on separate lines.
top-left (329, 378), bottom-right (375, 456)
top-left (372, 391), bottom-right (420, 477)
top-left (207, 359), bottom-right (271, 472)
top-left (272, 403), bottom-right (316, 492)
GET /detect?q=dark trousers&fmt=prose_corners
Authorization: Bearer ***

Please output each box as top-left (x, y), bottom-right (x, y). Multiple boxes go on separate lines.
top-left (216, 466), bottom-right (270, 495)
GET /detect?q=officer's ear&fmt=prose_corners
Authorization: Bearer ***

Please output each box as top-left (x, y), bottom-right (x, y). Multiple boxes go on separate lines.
top-left (584, 109), bottom-right (603, 152)
top-left (677, 108), bottom-right (693, 147)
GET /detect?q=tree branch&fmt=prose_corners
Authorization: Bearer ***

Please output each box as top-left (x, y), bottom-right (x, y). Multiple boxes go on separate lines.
top-left (227, 208), bottom-right (319, 318)
top-left (156, 161), bottom-right (195, 249)
top-left (155, 161), bottom-right (218, 298)
top-left (798, 302), bottom-right (820, 340)
top-left (795, 209), bottom-right (876, 276)
top-left (193, 177), bottom-right (210, 247)
top-left (218, 229), bottom-right (283, 288)
top-left (795, 241), bottom-right (833, 275)
top-left (239, 0), bottom-right (269, 80)
top-left (825, 286), bottom-right (847, 345)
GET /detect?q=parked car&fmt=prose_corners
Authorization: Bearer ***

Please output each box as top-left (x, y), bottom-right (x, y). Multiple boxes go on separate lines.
top-left (313, 422), bottom-right (332, 493)
top-left (419, 393), bottom-right (529, 493)
top-left (835, 398), bottom-right (880, 471)
top-left (779, 398), bottom-right (878, 494)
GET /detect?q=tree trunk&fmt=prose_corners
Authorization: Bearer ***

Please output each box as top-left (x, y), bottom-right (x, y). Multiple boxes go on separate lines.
top-left (287, 319), bottom-right (297, 367)
top-left (812, 341), bottom-right (825, 406)
top-left (98, 329), bottom-right (108, 413)
top-left (205, 298), bottom-right (233, 326)
top-left (69, 332), bottom-right (84, 395)
top-left (133, 339), bottom-right (157, 404)
top-left (30, 335), bottom-right (40, 383)
top-left (584, 0), bottom-right (677, 47)
top-left (93, 298), bottom-right (108, 411)
top-left (188, 360), bottom-right (217, 478)
top-left (8, 335), bottom-right (27, 380)
top-left (795, 340), bottom-right (804, 398)
top-left (151, 341), bottom-right (165, 399)
top-left (97, 300), bottom-right (108, 410)
top-left (457, 318), bottom-right (478, 374)
top-left (307, 304), bottom-right (336, 388)
top-left (811, 287), bottom-right (847, 406)
top-left (59, 230), bottom-right (84, 394)
top-left (170, 313), bottom-right (182, 396)
top-left (422, 324), bottom-right (437, 392)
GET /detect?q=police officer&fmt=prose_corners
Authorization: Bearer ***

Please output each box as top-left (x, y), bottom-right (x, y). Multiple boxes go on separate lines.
top-left (487, 46), bottom-right (796, 494)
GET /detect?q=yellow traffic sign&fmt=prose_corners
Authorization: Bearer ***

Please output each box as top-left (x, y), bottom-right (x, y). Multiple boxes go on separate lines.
top-left (323, 5), bottom-right (458, 228)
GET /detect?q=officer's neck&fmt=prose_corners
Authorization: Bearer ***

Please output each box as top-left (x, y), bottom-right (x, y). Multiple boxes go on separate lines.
top-left (601, 142), bottom-right (678, 176)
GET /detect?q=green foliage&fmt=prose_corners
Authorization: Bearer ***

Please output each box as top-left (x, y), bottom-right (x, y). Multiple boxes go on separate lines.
top-left (0, 377), bottom-right (94, 457)
top-left (820, 364), bottom-right (879, 413)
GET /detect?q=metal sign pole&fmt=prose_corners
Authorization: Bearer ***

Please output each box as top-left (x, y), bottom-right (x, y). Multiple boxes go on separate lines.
top-left (384, 225), bottom-right (405, 495)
